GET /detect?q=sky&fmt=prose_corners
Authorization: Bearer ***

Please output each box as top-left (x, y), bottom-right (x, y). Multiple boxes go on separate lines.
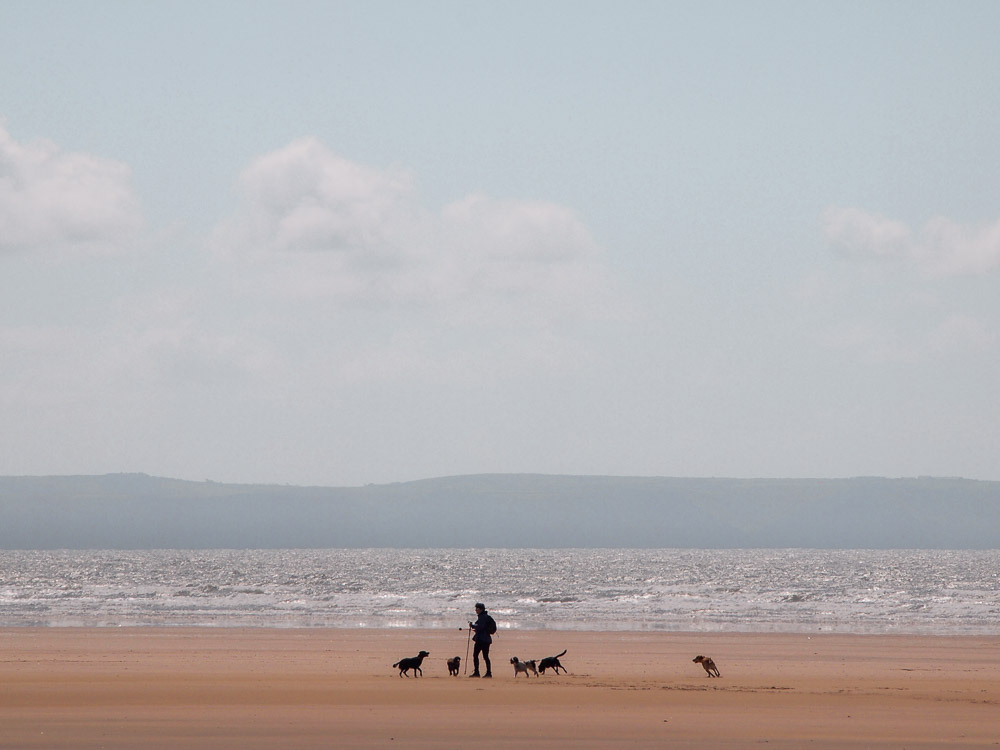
top-left (2, 1), bottom-right (999, 487)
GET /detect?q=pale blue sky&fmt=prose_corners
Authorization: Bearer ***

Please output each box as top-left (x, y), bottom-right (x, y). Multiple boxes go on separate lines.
top-left (2, 1), bottom-right (999, 485)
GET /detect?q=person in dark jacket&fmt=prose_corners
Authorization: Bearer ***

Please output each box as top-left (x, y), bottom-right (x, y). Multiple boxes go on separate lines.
top-left (468, 602), bottom-right (494, 678)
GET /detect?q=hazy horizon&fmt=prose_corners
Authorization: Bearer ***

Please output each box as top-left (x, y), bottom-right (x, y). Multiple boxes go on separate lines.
top-left (3, 2), bottom-right (999, 488)
top-left (4, 474), bottom-right (999, 550)
top-left (0, 469), bottom-right (992, 487)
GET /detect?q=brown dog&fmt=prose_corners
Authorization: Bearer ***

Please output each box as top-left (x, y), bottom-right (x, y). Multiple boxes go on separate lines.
top-left (693, 655), bottom-right (720, 677)
top-left (510, 656), bottom-right (538, 677)
top-left (447, 656), bottom-right (461, 676)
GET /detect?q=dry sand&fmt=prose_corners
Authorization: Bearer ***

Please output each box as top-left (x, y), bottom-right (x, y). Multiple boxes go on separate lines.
top-left (1, 628), bottom-right (998, 748)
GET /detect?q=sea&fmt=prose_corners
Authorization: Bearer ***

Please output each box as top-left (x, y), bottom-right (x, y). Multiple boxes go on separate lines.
top-left (1, 549), bottom-right (997, 634)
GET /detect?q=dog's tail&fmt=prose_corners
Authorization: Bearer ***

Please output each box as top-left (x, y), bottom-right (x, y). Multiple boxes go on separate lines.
top-left (392, 661), bottom-right (400, 668)
top-left (556, 649), bottom-right (567, 658)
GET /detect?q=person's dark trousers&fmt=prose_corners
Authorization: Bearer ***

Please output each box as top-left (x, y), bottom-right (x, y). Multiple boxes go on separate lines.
top-left (472, 642), bottom-right (492, 677)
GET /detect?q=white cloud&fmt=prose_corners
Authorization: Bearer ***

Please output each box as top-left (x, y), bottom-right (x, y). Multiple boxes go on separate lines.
top-left (210, 137), bottom-right (623, 323)
top-left (225, 136), bottom-right (416, 257)
top-left (919, 216), bottom-right (1000, 276)
top-left (440, 194), bottom-right (610, 311)
top-left (823, 206), bottom-right (1000, 277)
top-left (0, 124), bottom-right (142, 255)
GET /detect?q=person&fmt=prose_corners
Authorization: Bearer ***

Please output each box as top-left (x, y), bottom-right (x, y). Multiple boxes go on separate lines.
top-left (468, 602), bottom-right (495, 678)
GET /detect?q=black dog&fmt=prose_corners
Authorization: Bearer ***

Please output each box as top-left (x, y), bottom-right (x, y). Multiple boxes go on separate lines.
top-left (447, 656), bottom-right (461, 676)
top-left (393, 650), bottom-right (430, 677)
top-left (537, 649), bottom-right (567, 675)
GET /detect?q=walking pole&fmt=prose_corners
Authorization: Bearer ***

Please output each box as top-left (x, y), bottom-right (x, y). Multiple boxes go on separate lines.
top-left (463, 625), bottom-right (472, 675)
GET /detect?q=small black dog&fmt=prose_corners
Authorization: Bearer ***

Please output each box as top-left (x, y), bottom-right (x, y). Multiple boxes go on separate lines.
top-left (537, 649), bottom-right (567, 675)
top-left (693, 655), bottom-right (720, 677)
top-left (447, 656), bottom-right (461, 676)
top-left (393, 650), bottom-right (430, 677)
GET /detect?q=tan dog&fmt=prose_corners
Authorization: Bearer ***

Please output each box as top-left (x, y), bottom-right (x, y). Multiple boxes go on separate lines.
top-left (693, 655), bottom-right (720, 677)
top-left (510, 656), bottom-right (538, 677)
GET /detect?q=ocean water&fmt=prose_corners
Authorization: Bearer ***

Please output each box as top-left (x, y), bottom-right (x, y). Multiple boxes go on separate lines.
top-left (0, 549), bottom-right (997, 634)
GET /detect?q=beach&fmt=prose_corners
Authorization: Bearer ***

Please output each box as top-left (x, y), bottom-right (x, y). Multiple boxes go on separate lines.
top-left (1, 628), bottom-right (998, 748)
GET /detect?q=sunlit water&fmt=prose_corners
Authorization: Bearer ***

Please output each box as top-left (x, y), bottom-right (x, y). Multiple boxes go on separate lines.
top-left (1, 549), bottom-right (997, 633)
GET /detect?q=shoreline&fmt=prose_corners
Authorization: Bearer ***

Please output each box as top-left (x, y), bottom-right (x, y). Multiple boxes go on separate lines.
top-left (2, 628), bottom-right (998, 748)
top-left (2, 623), bottom-right (996, 636)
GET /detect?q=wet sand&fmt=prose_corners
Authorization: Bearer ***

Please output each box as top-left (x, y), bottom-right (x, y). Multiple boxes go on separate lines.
top-left (1, 628), bottom-right (998, 748)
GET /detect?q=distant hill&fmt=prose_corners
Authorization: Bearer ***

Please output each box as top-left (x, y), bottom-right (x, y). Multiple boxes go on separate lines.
top-left (1, 473), bottom-right (998, 549)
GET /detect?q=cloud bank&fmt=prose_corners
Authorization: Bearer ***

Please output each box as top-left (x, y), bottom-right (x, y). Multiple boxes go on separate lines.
top-left (3, 131), bottom-right (628, 427)
top-left (211, 137), bottom-right (620, 324)
top-left (0, 124), bottom-right (142, 255)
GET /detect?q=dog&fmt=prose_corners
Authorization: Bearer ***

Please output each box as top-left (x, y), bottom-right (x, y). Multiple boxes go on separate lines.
top-left (393, 650), bottom-right (430, 677)
top-left (447, 656), bottom-right (461, 676)
top-left (693, 655), bottom-right (720, 677)
top-left (510, 656), bottom-right (538, 677)
top-left (537, 649), bottom-right (567, 675)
